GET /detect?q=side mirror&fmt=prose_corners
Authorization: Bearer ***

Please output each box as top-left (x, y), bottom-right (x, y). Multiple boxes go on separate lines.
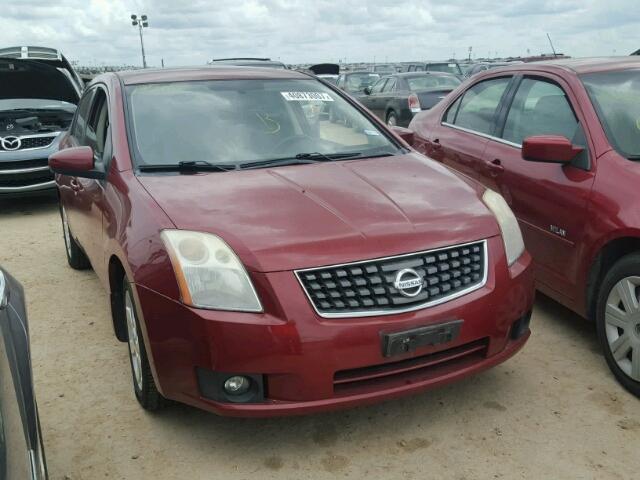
top-left (391, 126), bottom-right (414, 145)
top-left (363, 86), bottom-right (372, 95)
top-left (522, 135), bottom-right (583, 164)
top-left (49, 146), bottom-right (104, 180)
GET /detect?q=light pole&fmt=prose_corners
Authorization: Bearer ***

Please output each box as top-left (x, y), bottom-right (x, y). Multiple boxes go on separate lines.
top-left (131, 14), bottom-right (149, 68)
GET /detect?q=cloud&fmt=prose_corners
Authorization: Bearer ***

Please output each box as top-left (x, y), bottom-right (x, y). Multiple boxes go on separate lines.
top-left (0, 0), bottom-right (636, 67)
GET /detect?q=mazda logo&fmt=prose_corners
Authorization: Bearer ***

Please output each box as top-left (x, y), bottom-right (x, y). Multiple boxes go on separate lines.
top-left (1, 136), bottom-right (21, 151)
top-left (393, 268), bottom-right (424, 298)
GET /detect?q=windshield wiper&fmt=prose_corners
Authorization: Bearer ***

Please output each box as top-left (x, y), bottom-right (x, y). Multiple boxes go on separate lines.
top-left (138, 160), bottom-right (237, 172)
top-left (240, 152), bottom-right (362, 170)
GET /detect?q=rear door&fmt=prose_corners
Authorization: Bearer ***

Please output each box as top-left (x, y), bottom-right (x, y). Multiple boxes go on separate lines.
top-left (359, 77), bottom-right (387, 117)
top-left (427, 76), bottom-right (513, 186)
top-left (483, 74), bottom-right (595, 299)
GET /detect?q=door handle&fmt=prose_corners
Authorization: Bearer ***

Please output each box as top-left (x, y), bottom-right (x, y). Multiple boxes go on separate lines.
top-left (70, 178), bottom-right (82, 193)
top-left (430, 138), bottom-right (442, 151)
top-left (486, 158), bottom-right (504, 176)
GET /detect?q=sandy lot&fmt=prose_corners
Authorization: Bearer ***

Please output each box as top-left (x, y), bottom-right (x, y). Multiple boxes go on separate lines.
top-left (1, 195), bottom-right (638, 480)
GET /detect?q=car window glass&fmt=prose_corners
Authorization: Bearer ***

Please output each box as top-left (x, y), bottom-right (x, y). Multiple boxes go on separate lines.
top-left (443, 96), bottom-right (463, 123)
top-left (382, 78), bottom-right (396, 93)
top-left (449, 77), bottom-right (511, 135)
top-left (344, 73), bottom-right (379, 93)
top-left (408, 75), bottom-right (461, 92)
top-left (502, 78), bottom-right (579, 145)
top-left (71, 89), bottom-right (94, 142)
top-left (85, 88), bottom-right (110, 160)
top-left (371, 78), bottom-right (387, 94)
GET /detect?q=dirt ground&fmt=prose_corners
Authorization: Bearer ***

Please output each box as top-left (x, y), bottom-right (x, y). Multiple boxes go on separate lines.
top-left (1, 195), bottom-right (638, 480)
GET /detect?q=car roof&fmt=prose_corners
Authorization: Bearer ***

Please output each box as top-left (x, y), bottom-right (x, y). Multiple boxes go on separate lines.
top-left (115, 66), bottom-right (309, 85)
top-left (391, 71), bottom-right (456, 78)
top-left (485, 57), bottom-right (640, 75)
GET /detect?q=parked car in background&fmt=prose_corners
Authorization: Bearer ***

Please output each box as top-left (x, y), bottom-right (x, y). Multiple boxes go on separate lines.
top-left (371, 64), bottom-right (395, 75)
top-left (407, 61), bottom-right (464, 78)
top-left (409, 57), bottom-right (640, 397)
top-left (208, 58), bottom-right (287, 69)
top-left (0, 268), bottom-right (48, 479)
top-left (465, 61), bottom-right (524, 78)
top-left (49, 66), bottom-right (533, 417)
top-left (336, 71), bottom-right (380, 98)
top-left (359, 72), bottom-right (462, 126)
top-left (0, 47), bottom-right (81, 197)
top-left (308, 63), bottom-right (339, 85)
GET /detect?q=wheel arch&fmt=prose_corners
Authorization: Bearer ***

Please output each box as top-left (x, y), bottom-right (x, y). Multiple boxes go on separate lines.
top-left (585, 234), bottom-right (640, 321)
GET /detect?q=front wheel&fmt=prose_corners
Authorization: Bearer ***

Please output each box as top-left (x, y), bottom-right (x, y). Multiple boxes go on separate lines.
top-left (123, 279), bottom-right (167, 411)
top-left (596, 253), bottom-right (640, 397)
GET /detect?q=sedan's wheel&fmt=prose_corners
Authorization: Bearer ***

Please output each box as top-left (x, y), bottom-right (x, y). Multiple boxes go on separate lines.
top-left (596, 254), bottom-right (640, 397)
top-left (386, 111), bottom-right (398, 127)
top-left (123, 279), bottom-right (167, 411)
top-left (60, 205), bottom-right (90, 270)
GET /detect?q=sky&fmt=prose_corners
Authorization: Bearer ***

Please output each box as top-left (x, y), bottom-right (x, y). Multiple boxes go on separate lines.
top-left (2, 0), bottom-right (638, 68)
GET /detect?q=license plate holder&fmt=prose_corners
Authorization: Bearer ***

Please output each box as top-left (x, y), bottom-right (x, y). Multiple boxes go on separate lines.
top-left (381, 320), bottom-right (463, 357)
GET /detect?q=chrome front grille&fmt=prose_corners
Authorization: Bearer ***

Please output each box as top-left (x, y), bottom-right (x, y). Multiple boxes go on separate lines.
top-left (296, 240), bottom-right (488, 318)
top-left (0, 134), bottom-right (57, 152)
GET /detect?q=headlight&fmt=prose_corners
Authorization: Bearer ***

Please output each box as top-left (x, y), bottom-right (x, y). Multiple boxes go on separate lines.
top-left (161, 230), bottom-right (262, 312)
top-left (482, 189), bottom-right (525, 266)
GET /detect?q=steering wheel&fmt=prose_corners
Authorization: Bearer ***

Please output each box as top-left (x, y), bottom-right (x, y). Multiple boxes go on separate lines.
top-left (270, 134), bottom-right (314, 154)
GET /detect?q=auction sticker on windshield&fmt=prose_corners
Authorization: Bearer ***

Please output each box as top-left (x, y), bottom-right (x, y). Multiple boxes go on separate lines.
top-left (281, 92), bottom-right (334, 102)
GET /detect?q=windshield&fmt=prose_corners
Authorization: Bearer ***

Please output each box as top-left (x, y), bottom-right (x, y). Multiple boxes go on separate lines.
top-left (126, 78), bottom-right (400, 168)
top-left (581, 69), bottom-right (640, 159)
top-left (426, 63), bottom-right (461, 75)
top-left (345, 73), bottom-right (380, 92)
top-left (407, 75), bottom-right (461, 92)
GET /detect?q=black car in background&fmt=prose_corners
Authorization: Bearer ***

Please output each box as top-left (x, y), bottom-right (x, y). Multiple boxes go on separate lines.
top-left (336, 71), bottom-right (381, 98)
top-left (0, 46), bottom-right (81, 197)
top-left (358, 72), bottom-right (461, 126)
top-left (208, 57), bottom-right (287, 69)
top-left (0, 269), bottom-right (47, 479)
top-left (406, 61), bottom-right (464, 77)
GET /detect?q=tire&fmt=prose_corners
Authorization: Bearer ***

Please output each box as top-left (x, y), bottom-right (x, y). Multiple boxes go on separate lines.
top-left (595, 253), bottom-right (640, 397)
top-left (123, 278), bottom-right (167, 410)
top-left (386, 111), bottom-right (398, 127)
top-left (60, 205), bottom-right (91, 270)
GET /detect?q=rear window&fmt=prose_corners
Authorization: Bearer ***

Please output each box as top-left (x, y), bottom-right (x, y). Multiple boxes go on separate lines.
top-left (406, 75), bottom-right (461, 92)
top-left (125, 79), bottom-right (399, 168)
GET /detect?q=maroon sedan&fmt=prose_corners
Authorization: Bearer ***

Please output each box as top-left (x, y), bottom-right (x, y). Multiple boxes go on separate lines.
top-left (409, 57), bottom-right (640, 397)
top-left (49, 67), bottom-right (534, 416)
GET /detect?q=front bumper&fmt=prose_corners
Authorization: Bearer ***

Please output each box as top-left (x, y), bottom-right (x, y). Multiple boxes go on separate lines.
top-left (133, 236), bottom-right (534, 417)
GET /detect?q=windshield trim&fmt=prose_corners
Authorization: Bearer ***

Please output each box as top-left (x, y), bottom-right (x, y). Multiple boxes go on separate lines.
top-left (121, 77), bottom-right (405, 173)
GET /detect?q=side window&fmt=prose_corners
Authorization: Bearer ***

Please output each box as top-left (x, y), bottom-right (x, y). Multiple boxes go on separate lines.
top-left (448, 77), bottom-right (511, 135)
top-left (443, 96), bottom-right (463, 124)
top-left (337, 75), bottom-right (345, 88)
top-left (370, 78), bottom-right (387, 94)
top-left (382, 78), bottom-right (396, 93)
top-left (502, 78), bottom-right (580, 145)
top-left (71, 90), bottom-right (95, 142)
top-left (85, 88), bottom-right (110, 163)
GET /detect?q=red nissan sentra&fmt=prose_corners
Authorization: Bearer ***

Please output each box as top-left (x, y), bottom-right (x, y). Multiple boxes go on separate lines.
top-left (49, 67), bottom-right (534, 417)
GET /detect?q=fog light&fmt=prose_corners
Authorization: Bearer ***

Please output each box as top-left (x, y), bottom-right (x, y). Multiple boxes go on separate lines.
top-left (224, 376), bottom-right (251, 395)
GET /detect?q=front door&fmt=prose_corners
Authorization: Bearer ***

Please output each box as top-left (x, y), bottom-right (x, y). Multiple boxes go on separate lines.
top-left (484, 75), bottom-right (595, 299)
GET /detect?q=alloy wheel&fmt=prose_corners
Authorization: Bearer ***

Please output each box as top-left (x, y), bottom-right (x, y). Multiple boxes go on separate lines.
top-left (604, 276), bottom-right (640, 381)
top-left (387, 114), bottom-right (397, 127)
top-left (125, 290), bottom-right (144, 391)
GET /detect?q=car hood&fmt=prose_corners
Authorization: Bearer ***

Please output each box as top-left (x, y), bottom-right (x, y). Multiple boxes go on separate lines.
top-left (0, 58), bottom-right (79, 104)
top-left (137, 153), bottom-right (500, 272)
